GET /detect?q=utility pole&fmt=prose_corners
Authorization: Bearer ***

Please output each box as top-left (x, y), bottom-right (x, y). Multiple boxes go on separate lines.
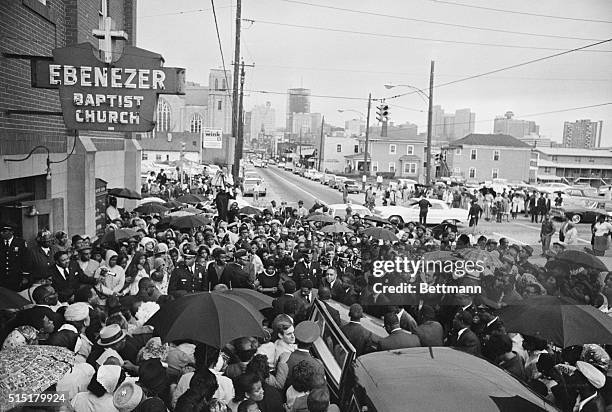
top-left (299, 128), bottom-right (303, 166)
top-left (426, 60), bottom-right (435, 186)
top-left (318, 116), bottom-right (324, 172)
top-left (237, 61), bottom-right (245, 167)
top-left (363, 93), bottom-right (372, 190)
top-left (231, 0), bottom-right (242, 182)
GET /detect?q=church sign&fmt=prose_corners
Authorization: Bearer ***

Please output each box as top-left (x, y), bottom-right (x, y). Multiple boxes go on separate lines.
top-left (33, 43), bottom-right (185, 132)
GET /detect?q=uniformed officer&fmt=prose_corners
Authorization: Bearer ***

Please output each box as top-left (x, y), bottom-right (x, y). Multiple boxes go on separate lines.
top-left (0, 223), bottom-right (29, 291)
top-left (167, 244), bottom-right (207, 297)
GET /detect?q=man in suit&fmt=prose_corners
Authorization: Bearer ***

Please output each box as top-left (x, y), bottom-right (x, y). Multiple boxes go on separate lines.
top-left (317, 286), bottom-right (342, 327)
top-left (377, 312), bottom-right (421, 351)
top-left (206, 248), bottom-right (228, 289)
top-left (446, 310), bottom-right (482, 356)
top-left (273, 279), bottom-right (299, 318)
top-left (390, 305), bottom-right (417, 333)
top-left (414, 305), bottom-right (444, 347)
top-left (341, 304), bottom-right (378, 356)
top-left (292, 249), bottom-right (321, 289)
top-left (50, 250), bottom-right (96, 303)
top-left (293, 279), bottom-right (318, 319)
top-left (218, 249), bottom-right (253, 289)
top-left (29, 230), bottom-right (58, 285)
top-left (168, 245), bottom-right (208, 297)
top-left (277, 320), bottom-right (325, 390)
top-left (320, 268), bottom-right (347, 302)
top-left (0, 222), bottom-right (29, 291)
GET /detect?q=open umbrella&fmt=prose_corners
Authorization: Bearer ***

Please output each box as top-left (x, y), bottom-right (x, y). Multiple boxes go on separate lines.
top-left (138, 197), bottom-right (166, 205)
top-left (0, 345), bottom-right (75, 411)
top-left (499, 296), bottom-right (612, 347)
top-left (176, 194), bottom-right (206, 204)
top-left (355, 347), bottom-right (557, 412)
top-left (458, 248), bottom-right (503, 269)
top-left (99, 228), bottom-right (139, 244)
top-left (363, 227), bottom-right (398, 242)
top-left (166, 210), bottom-right (197, 218)
top-left (169, 214), bottom-right (212, 229)
top-left (239, 206), bottom-right (262, 215)
top-left (306, 214), bottom-right (335, 223)
top-left (163, 200), bottom-right (185, 209)
top-left (553, 250), bottom-right (608, 272)
top-left (134, 202), bottom-right (170, 215)
top-left (364, 215), bottom-right (390, 225)
top-left (217, 288), bottom-right (274, 311)
top-left (108, 187), bottom-right (141, 200)
top-left (422, 250), bottom-right (463, 262)
top-left (0, 286), bottom-right (31, 310)
top-left (321, 223), bottom-right (353, 234)
top-left (146, 292), bottom-right (265, 347)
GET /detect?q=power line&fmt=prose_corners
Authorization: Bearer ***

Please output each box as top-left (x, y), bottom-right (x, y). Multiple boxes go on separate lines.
top-left (140, 6), bottom-right (233, 18)
top-left (426, 0), bottom-right (612, 24)
top-left (384, 37), bottom-right (612, 100)
top-left (280, 0), bottom-right (603, 42)
top-left (245, 19), bottom-right (612, 53)
top-left (211, 0), bottom-right (233, 104)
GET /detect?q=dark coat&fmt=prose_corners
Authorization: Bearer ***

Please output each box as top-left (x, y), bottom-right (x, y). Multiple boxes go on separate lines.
top-left (284, 350), bottom-right (325, 390)
top-left (29, 245), bottom-right (57, 282)
top-left (218, 262), bottom-right (252, 289)
top-left (292, 261), bottom-right (321, 289)
top-left (49, 264), bottom-right (96, 303)
top-left (0, 237), bottom-right (29, 290)
top-left (47, 328), bottom-right (79, 351)
top-left (320, 278), bottom-right (348, 302)
top-left (168, 263), bottom-right (207, 297)
top-left (414, 321), bottom-right (444, 347)
top-left (447, 328), bottom-right (482, 356)
top-left (341, 321), bottom-right (376, 356)
top-left (377, 329), bottom-right (421, 351)
top-left (205, 262), bottom-right (225, 289)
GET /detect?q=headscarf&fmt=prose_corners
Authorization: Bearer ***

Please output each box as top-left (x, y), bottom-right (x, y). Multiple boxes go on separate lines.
top-left (96, 364), bottom-right (122, 394)
top-left (137, 337), bottom-right (168, 363)
top-left (105, 249), bottom-right (118, 268)
top-left (581, 344), bottom-right (610, 374)
top-left (2, 325), bottom-right (38, 349)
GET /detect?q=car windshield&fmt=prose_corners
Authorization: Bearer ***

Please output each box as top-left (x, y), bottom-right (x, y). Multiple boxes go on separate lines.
top-left (345, 180), bottom-right (356, 185)
top-left (244, 179), bottom-right (260, 185)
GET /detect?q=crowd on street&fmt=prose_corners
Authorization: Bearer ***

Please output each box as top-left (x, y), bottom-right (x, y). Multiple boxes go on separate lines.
top-left (2, 169), bottom-right (612, 412)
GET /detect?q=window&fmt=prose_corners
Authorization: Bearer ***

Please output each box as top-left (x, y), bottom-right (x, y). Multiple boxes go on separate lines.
top-left (492, 168), bottom-right (499, 179)
top-left (388, 162), bottom-right (396, 173)
top-left (453, 167), bottom-right (461, 174)
top-left (406, 145), bottom-right (414, 155)
top-left (156, 99), bottom-right (171, 132)
top-left (166, 155), bottom-right (170, 161)
top-left (469, 167), bottom-right (476, 178)
top-left (336, 144), bottom-right (342, 153)
top-left (372, 162), bottom-right (379, 172)
top-left (222, 79), bottom-right (227, 89)
top-left (217, 100), bottom-right (222, 111)
top-left (155, 154), bottom-right (162, 161)
top-left (403, 162), bottom-right (417, 174)
top-left (493, 150), bottom-right (500, 161)
top-left (470, 149), bottom-right (477, 160)
top-left (214, 79), bottom-right (219, 90)
top-left (190, 114), bottom-right (203, 133)
top-left (142, 153), bottom-right (148, 160)
top-left (389, 144), bottom-right (397, 154)
top-left (354, 145), bottom-right (359, 153)
top-left (455, 148), bottom-right (462, 155)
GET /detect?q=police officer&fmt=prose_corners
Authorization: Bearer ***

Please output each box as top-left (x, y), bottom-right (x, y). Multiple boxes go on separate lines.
top-left (29, 230), bottom-right (57, 284)
top-left (0, 223), bottom-right (29, 291)
top-left (168, 244), bottom-right (207, 297)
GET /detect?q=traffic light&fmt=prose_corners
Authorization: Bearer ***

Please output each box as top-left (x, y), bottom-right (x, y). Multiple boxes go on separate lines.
top-left (376, 104), bottom-right (390, 123)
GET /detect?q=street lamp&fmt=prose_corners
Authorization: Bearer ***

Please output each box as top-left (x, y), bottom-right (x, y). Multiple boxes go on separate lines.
top-left (337, 108), bottom-right (365, 119)
top-left (383, 61), bottom-right (435, 185)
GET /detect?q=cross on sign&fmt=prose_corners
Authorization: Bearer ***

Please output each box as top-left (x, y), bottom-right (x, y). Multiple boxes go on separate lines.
top-left (92, 0), bottom-right (128, 63)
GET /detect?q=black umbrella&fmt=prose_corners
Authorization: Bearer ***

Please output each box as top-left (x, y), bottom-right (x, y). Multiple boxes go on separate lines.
top-left (108, 187), bottom-right (141, 200)
top-left (169, 214), bottom-right (212, 229)
top-left (363, 227), bottom-right (398, 241)
top-left (176, 194), bottom-right (206, 204)
top-left (499, 296), bottom-right (612, 347)
top-left (0, 287), bottom-right (31, 310)
top-left (163, 200), bottom-right (185, 209)
top-left (99, 228), bottom-right (139, 244)
top-left (363, 215), bottom-right (389, 225)
top-left (239, 206), bottom-right (262, 215)
top-left (146, 292), bottom-right (265, 347)
top-left (134, 202), bottom-right (170, 215)
top-left (553, 250), bottom-right (608, 272)
top-left (306, 214), bottom-right (335, 223)
top-left (217, 288), bottom-right (274, 311)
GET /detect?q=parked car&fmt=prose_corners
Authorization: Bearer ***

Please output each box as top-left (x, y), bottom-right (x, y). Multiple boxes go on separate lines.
top-left (329, 176), bottom-right (347, 189)
top-left (374, 198), bottom-right (467, 224)
top-left (285, 163), bottom-right (295, 172)
top-left (550, 197), bottom-right (607, 223)
top-left (311, 171), bottom-right (324, 181)
top-left (303, 169), bottom-right (316, 179)
top-left (327, 203), bottom-right (372, 218)
top-left (321, 173), bottom-right (336, 185)
top-left (563, 186), bottom-right (599, 198)
top-left (537, 182), bottom-right (571, 194)
top-left (343, 179), bottom-right (361, 194)
top-left (242, 178), bottom-right (266, 197)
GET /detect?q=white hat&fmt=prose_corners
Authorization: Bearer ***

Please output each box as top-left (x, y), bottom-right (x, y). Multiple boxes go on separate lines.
top-left (97, 324), bottom-right (127, 347)
top-left (113, 381), bottom-right (144, 412)
top-left (96, 365), bottom-right (122, 394)
top-left (64, 302), bottom-right (90, 322)
top-left (577, 360), bottom-right (606, 389)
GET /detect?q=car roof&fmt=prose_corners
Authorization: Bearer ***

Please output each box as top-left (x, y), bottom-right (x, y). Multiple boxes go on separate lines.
top-left (328, 203), bottom-right (368, 209)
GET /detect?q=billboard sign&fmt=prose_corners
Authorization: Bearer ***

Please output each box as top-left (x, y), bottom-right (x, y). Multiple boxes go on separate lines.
top-left (203, 129), bottom-right (223, 149)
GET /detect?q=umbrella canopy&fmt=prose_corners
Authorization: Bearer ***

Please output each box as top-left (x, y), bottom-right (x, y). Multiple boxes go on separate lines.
top-left (168, 214), bottom-right (212, 229)
top-left (422, 250), bottom-right (463, 262)
top-left (321, 223), bottom-right (354, 234)
top-left (0, 286), bottom-right (31, 310)
top-left (239, 206), bottom-right (262, 215)
top-left (163, 200), bottom-right (185, 209)
top-left (134, 202), bottom-right (170, 215)
top-left (99, 228), bottom-right (139, 244)
top-left (138, 197), bottom-right (166, 205)
top-left (217, 288), bottom-right (274, 311)
top-left (458, 248), bottom-right (503, 269)
top-left (166, 210), bottom-right (197, 217)
top-left (306, 214), bottom-right (336, 223)
top-left (108, 187), bottom-right (141, 200)
top-left (553, 250), bottom-right (608, 272)
top-left (363, 227), bottom-right (398, 241)
top-left (146, 292), bottom-right (265, 347)
top-left (355, 347), bottom-right (557, 412)
top-left (0, 345), bottom-right (75, 410)
top-left (364, 215), bottom-right (390, 225)
top-left (176, 194), bottom-right (206, 204)
top-left (499, 296), bottom-right (612, 347)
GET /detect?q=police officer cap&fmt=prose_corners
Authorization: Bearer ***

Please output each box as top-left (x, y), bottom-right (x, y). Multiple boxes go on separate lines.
top-left (294, 320), bottom-right (320, 344)
top-left (235, 249), bottom-right (249, 259)
top-left (182, 244), bottom-right (197, 257)
top-left (0, 222), bottom-right (14, 231)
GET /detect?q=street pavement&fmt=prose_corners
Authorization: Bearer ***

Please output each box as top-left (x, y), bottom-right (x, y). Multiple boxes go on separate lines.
top-left (250, 166), bottom-right (612, 268)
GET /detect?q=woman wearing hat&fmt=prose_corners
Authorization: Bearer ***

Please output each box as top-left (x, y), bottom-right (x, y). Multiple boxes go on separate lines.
top-left (71, 364), bottom-right (126, 412)
top-left (95, 250), bottom-right (126, 299)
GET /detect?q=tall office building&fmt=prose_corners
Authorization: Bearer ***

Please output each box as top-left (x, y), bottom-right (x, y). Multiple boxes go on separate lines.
top-left (286, 88), bottom-right (311, 135)
top-left (248, 101), bottom-right (276, 140)
top-left (431, 105), bottom-right (475, 142)
top-left (562, 119), bottom-right (603, 149)
top-left (493, 111), bottom-right (539, 139)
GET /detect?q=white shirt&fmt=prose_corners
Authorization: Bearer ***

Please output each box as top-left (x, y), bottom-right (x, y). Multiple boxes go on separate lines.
top-left (457, 327), bottom-right (469, 340)
top-left (594, 222), bottom-right (612, 237)
top-left (56, 265), bottom-right (69, 280)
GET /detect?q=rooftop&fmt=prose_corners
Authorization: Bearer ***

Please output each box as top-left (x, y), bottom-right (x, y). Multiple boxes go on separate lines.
top-left (449, 133), bottom-right (532, 148)
top-left (535, 147), bottom-right (612, 157)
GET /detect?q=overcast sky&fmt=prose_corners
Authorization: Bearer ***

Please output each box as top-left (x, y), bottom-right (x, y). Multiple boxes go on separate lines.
top-left (137, 0), bottom-right (612, 143)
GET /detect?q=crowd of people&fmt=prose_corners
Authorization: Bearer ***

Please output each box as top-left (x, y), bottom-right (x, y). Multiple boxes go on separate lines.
top-left (1, 170), bottom-right (612, 411)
